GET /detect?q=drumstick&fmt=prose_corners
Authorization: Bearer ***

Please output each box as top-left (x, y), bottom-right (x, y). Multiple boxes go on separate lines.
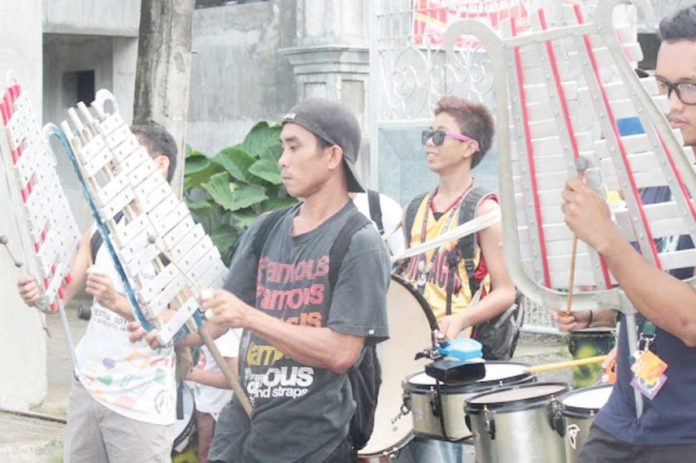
top-left (0, 235), bottom-right (23, 268)
top-left (528, 354), bottom-right (607, 373)
top-left (1, 234), bottom-right (53, 338)
top-left (564, 158), bottom-right (590, 315)
top-left (145, 234), bottom-right (253, 416)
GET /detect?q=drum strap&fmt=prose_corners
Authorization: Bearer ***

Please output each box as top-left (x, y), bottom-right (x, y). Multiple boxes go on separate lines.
top-left (366, 189), bottom-right (384, 236)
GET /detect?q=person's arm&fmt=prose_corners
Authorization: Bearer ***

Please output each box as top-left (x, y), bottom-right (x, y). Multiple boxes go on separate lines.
top-left (186, 356), bottom-right (239, 389)
top-left (552, 309), bottom-right (618, 332)
top-left (562, 177), bottom-right (696, 347)
top-left (128, 315), bottom-right (230, 349)
top-left (202, 290), bottom-right (364, 374)
top-left (85, 272), bottom-right (133, 321)
top-left (17, 226), bottom-right (92, 308)
top-left (439, 199), bottom-right (517, 340)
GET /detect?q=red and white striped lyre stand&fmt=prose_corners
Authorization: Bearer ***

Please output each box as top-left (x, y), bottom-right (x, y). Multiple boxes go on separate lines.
top-left (0, 73), bottom-right (80, 366)
top-left (55, 89), bottom-right (252, 415)
top-left (445, 0), bottom-right (696, 416)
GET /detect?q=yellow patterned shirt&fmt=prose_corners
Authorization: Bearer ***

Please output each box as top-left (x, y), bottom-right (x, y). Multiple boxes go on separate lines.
top-left (401, 193), bottom-right (492, 321)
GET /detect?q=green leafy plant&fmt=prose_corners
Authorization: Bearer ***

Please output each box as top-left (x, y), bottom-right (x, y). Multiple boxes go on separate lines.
top-left (183, 121), bottom-right (297, 264)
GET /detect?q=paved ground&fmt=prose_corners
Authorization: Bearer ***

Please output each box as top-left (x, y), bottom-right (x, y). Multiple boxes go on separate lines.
top-left (0, 303), bottom-right (576, 462)
top-left (0, 298), bottom-right (88, 463)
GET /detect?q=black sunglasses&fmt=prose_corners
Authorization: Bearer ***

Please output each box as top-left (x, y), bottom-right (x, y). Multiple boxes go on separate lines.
top-left (421, 129), bottom-right (479, 151)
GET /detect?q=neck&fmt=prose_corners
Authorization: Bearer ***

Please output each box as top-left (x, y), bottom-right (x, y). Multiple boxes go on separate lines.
top-left (294, 183), bottom-right (350, 234)
top-left (436, 168), bottom-right (473, 199)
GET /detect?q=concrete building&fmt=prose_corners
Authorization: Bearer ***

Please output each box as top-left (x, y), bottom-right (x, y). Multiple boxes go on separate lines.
top-left (0, 1), bottom-right (46, 410)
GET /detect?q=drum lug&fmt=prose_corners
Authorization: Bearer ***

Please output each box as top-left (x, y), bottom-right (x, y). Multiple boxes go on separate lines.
top-left (401, 391), bottom-right (412, 412)
top-left (428, 389), bottom-right (441, 418)
top-left (548, 399), bottom-right (565, 437)
top-left (484, 407), bottom-right (496, 440)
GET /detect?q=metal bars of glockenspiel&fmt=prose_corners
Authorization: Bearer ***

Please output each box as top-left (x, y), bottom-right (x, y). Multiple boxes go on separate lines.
top-left (57, 90), bottom-right (227, 345)
top-left (0, 75), bottom-right (79, 366)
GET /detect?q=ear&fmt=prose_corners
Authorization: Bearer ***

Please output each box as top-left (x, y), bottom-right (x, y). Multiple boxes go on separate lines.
top-left (460, 141), bottom-right (479, 162)
top-left (326, 145), bottom-right (344, 170)
top-left (154, 154), bottom-right (170, 179)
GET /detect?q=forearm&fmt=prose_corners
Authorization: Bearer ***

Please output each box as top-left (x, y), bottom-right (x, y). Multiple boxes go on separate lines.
top-left (599, 228), bottom-right (696, 346)
top-left (188, 356), bottom-right (238, 388)
top-left (458, 286), bottom-right (516, 329)
top-left (174, 321), bottom-right (229, 348)
top-left (187, 369), bottom-right (232, 389)
top-left (589, 309), bottom-right (618, 328)
top-left (105, 294), bottom-right (135, 321)
top-left (244, 309), bottom-right (363, 374)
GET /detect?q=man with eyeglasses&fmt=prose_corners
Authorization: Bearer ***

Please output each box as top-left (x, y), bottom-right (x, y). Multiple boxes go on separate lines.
top-left (396, 95), bottom-right (517, 462)
top-left (558, 5), bottom-right (696, 462)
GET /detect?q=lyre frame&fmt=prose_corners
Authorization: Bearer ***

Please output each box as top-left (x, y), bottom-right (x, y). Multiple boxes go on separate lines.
top-left (445, 0), bottom-right (696, 314)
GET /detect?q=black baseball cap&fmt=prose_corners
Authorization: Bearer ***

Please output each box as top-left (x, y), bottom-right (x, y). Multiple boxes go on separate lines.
top-left (282, 98), bottom-right (365, 193)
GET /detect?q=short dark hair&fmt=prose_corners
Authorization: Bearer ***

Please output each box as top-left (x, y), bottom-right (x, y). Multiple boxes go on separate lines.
top-left (659, 5), bottom-right (696, 42)
top-left (131, 123), bottom-right (177, 182)
top-left (434, 96), bottom-right (494, 169)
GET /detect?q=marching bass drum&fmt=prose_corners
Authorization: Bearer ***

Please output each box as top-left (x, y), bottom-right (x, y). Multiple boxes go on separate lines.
top-left (358, 275), bottom-right (438, 461)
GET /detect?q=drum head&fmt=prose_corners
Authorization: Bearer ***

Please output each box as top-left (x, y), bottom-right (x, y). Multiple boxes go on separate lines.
top-left (406, 361), bottom-right (532, 393)
top-left (562, 384), bottom-right (613, 416)
top-left (359, 275), bottom-right (435, 456)
top-left (466, 382), bottom-right (569, 412)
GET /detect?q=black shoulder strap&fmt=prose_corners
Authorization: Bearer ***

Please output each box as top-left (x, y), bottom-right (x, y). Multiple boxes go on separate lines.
top-left (403, 193), bottom-right (428, 247)
top-left (457, 186), bottom-right (493, 297)
top-left (366, 190), bottom-right (384, 235)
top-left (329, 209), bottom-right (371, 289)
top-left (252, 206), bottom-right (293, 258)
top-left (90, 230), bottom-right (103, 265)
top-left (89, 212), bottom-right (126, 264)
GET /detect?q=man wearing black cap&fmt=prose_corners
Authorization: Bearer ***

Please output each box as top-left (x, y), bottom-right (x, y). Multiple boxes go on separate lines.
top-left (201, 98), bottom-right (391, 463)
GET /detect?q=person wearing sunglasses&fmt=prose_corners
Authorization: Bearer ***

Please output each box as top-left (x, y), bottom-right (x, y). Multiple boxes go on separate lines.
top-left (396, 96), bottom-right (517, 460)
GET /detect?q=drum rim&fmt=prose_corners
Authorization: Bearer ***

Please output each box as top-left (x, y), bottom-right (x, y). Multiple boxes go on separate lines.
top-left (390, 274), bottom-right (438, 331)
top-left (561, 384), bottom-right (613, 416)
top-left (465, 382), bottom-right (570, 412)
top-left (357, 432), bottom-right (415, 457)
top-left (567, 328), bottom-right (617, 336)
top-left (405, 361), bottom-right (533, 394)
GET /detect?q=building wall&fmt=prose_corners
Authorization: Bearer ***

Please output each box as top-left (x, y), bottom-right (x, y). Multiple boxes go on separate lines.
top-left (0, 0), bottom-right (47, 409)
top-left (43, 0), bottom-right (141, 37)
top-left (187, 0), bottom-right (295, 156)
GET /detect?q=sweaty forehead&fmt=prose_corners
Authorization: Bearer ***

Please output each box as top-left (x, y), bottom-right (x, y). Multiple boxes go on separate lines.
top-left (656, 40), bottom-right (696, 81)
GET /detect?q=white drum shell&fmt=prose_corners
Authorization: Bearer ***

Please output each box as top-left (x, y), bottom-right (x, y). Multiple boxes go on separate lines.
top-left (405, 362), bottom-right (535, 441)
top-left (562, 385), bottom-right (613, 463)
top-left (465, 383), bottom-right (569, 463)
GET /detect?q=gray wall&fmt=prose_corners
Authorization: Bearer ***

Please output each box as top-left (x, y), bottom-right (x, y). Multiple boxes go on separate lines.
top-left (43, 34), bottom-right (139, 230)
top-left (0, 0), bottom-right (47, 409)
top-left (43, 0), bottom-right (141, 36)
top-left (187, 0), bottom-right (295, 156)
